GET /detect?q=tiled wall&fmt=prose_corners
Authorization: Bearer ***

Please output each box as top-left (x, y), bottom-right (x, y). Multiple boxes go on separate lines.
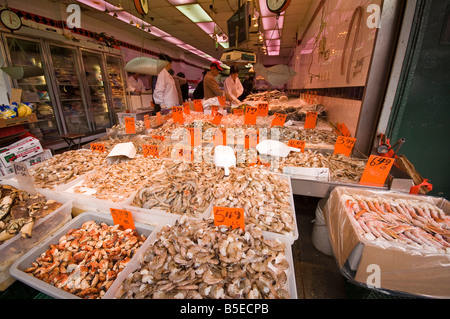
top-left (287, 0), bottom-right (382, 136)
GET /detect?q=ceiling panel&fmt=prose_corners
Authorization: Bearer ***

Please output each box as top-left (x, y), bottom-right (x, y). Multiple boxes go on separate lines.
top-left (76, 0), bottom-right (316, 65)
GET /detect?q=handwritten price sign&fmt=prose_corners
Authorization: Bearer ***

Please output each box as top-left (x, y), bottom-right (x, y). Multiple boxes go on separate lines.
top-left (244, 106), bottom-right (258, 125)
top-left (172, 106), bottom-right (184, 124)
top-left (288, 140), bottom-right (305, 153)
top-left (142, 144), bottom-right (159, 158)
top-left (13, 162), bottom-right (36, 195)
top-left (183, 102), bottom-right (191, 115)
top-left (212, 112), bottom-right (223, 125)
top-left (218, 96), bottom-right (226, 106)
top-left (244, 130), bottom-right (259, 149)
top-left (334, 136), bottom-right (357, 157)
top-left (213, 128), bottom-right (227, 147)
top-left (271, 113), bottom-right (287, 127)
top-left (233, 108), bottom-right (244, 115)
top-left (193, 99), bottom-right (203, 112)
top-left (187, 127), bottom-right (202, 147)
top-left (125, 117), bottom-right (136, 134)
top-left (152, 135), bottom-right (165, 141)
top-left (304, 111), bottom-right (318, 129)
top-left (257, 102), bottom-right (268, 117)
top-left (90, 143), bottom-right (105, 153)
top-left (144, 114), bottom-right (151, 129)
top-left (175, 146), bottom-right (194, 162)
top-left (110, 208), bottom-right (135, 230)
top-left (156, 112), bottom-right (162, 125)
top-left (360, 155), bottom-right (395, 187)
top-left (213, 207), bottom-right (245, 230)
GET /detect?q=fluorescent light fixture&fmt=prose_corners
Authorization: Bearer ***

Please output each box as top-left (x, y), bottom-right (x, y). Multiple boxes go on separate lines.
top-left (176, 4), bottom-right (213, 23)
top-left (266, 39), bottom-right (281, 47)
top-left (196, 22), bottom-right (215, 34)
top-left (177, 43), bottom-right (197, 51)
top-left (162, 37), bottom-right (185, 45)
top-left (262, 15), bottom-right (284, 30)
top-left (265, 30), bottom-right (280, 40)
top-left (167, 0), bottom-right (196, 5)
top-left (149, 26), bottom-right (171, 38)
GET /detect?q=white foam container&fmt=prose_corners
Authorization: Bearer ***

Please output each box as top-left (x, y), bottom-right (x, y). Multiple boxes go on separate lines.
top-left (55, 175), bottom-right (136, 213)
top-left (9, 211), bottom-right (155, 299)
top-left (0, 186), bottom-right (73, 291)
top-left (103, 221), bottom-right (298, 299)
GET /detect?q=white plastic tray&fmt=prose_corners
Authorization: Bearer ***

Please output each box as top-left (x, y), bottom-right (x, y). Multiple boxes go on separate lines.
top-left (103, 221), bottom-right (298, 299)
top-left (0, 186), bottom-right (73, 291)
top-left (9, 211), bottom-right (156, 299)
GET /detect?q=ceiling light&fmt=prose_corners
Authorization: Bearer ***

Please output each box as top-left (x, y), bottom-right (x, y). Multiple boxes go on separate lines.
top-left (176, 4), bottom-right (213, 23)
top-left (219, 42), bottom-right (229, 49)
top-left (167, 0), bottom-right (196, 5)
top-left (162, 37), bottom-right (185, 45)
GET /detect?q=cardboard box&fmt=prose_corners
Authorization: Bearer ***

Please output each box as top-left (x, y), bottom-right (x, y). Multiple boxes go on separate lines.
top-left (324, 186), bottom-right (450, 298)
top-left (0, 137), bottom-right (43, 169)
top-left (0, 148), bottom-right (52, 176)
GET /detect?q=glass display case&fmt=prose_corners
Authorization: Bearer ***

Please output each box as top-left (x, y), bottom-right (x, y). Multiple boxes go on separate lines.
top-left (4, 36), bottom-right (61, 143)
top-left (48, 44), bottom-right (91, 134)
top-left (105, 54), bottom-right (127, 113)
top-left (81, 50), bottom-right (113, 132)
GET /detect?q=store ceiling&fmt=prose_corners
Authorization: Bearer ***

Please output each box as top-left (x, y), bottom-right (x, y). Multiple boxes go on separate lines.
top-left (74, 0), bottom-right (315, 66)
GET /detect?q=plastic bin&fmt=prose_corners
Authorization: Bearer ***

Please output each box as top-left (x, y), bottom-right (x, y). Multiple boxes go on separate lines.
top-left (0, 187), bottom-right (73, 291)
top-left (103, 220), bottom-right (298, 299)
top-left (311, 198), bottom-right (333, 256)
top-left (9, 211), bottom-right (156, 299)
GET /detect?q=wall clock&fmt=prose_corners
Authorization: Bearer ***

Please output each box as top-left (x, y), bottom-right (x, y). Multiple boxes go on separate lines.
top-left (0, 9), bottom-right (22, 32)
top-left (266, 0), bottom-right (291, 14)
top-left (134, 0), bottom-right (149, 16)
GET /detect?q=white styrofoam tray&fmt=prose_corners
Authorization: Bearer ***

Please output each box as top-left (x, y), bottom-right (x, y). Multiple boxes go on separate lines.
top-left (9, 211), bottom-right (156, 299)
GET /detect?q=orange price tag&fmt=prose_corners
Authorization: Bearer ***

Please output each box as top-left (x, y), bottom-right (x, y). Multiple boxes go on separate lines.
top-left (271, 113), bottom-right (287, 127)
top-left (213, 207), bottom-right (245, 230)
top-left (337, 123), bottom-right (351, 137)
top-left (90, 143), bottom-right (105, 153)
top-left (213, 128), bottom-right (227, 147)
top-left (183, 102), bottom-right (191, 115)
top-left (211, 105), bottom-right (219, 116)
top-left (212, 112), bottom-right (223, 125)
top-left (233, 108), bottom-right (244, 115)
top-left (193, 99), bottom-right (203, 112)
top-left (142, 144), bottom-right (159, 158)
top-left (110, 208), bottom-right (135, 230)
top-left (257, 102), bottom-right (268, 117)
top-left (172, 106), bottom-right (184, 124)
top-left (218, 96), bottom-right (226, 106)
top-left (175, 146), bottom-right (194, 162)
top-left (334, 136), bottom-right (356, 157)
top-left (359, 155), bottom-right (395, 187)
top-left (244, 130), bottom-right (259, 149)
top-left (144, 114), bottom-right (151, 130)
top-left (156, 112), bottom-right (162, 125)
top-left (244, 106), bottom-right (258, 125)
top-left (152, 135), bottom-right (165, 141)
top-left (187, 127), bottom-right (201, 147)
top-left (288, 140), bottom-right (305, 152)
top-left (304, 111), bottom-right (318, 129)
top-left (249, 157), bottom-right (271, 167)
top-left (125, 117), bottom-right (136, 134)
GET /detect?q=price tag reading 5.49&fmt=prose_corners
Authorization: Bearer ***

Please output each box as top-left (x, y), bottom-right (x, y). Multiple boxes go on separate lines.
top-left (110, 208), bottom-right (135, 230)
top-left (359, 155), bottom-right (395, 187)
top-left (213, 207), bottom-right (245, 230)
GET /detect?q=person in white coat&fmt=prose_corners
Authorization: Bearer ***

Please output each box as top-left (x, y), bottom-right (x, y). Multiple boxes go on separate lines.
top-left (223, 65), bottom-right (243, 105)
top-left (153, 53), bottom-right (179, 113)
top-left (127, 73), bottom-right (146, 94)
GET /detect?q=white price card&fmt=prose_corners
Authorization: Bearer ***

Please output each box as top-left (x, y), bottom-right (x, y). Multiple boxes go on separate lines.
top-left (13, 162), bottom-right (36, 194)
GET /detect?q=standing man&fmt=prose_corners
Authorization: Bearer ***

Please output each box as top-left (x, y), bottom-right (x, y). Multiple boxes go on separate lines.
top-left (203, 62), bottom-right (224, 99)
top-left (127, 73), bottom-right (146, 94)
top-left (153, 53), bottom-right (179, 113)
top-left (223, 65), bottom-right (243, 105)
